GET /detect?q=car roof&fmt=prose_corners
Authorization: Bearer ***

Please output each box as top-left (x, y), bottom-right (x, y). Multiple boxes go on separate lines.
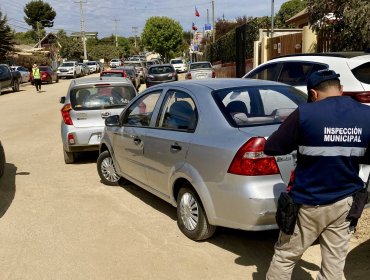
top-left (148, 78), bottom-right (290, 91)
top-left (70, 77), bottom-right (132, 87)
top-left (271, 52), bottom-right (370, 60)
top-left (190, 61), bottom-right (211, 64)
top-left (148, 64), bottom-right (172, 68)
top-left (102, 69), bottom-right (125, 73)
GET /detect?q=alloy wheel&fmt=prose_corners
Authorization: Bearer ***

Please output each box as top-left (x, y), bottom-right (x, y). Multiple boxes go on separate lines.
top-left (179, 192), bottom-right (199, 231)
top-left (100, 157), bottom-right (120, 183)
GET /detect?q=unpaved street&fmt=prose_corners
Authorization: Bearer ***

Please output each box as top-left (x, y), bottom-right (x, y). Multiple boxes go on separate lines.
top-left (0, 76), bottom-right (369, 280)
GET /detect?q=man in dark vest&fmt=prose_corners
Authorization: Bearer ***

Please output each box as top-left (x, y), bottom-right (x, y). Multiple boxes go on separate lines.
top-left (264, 70), bottom-right (370, 279)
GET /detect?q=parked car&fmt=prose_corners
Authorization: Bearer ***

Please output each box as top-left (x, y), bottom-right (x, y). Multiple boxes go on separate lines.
top-left (60, 77), bottom-right (137, 164)
top-left (100, 69), bottom-right (127, 78)
top-left (57, 61), bottom-right (83, 79)
top-left (116, 66), bottom-right (141, 90)
top-left (86, 61), bottom-right (100, 73)
top-left (97, 79), bottom-right (307, 240)
top-left (146, 64), bottom-right (177, 88)
top-left (243, 52), bottom-right (370, 102)
top-left (11, 66), bottom-right (30, 83)
top-left (109, 59), bottom-right (122, 68)
top-left (0, 140), bottom-right (5, 178)
top-left (144, 60), bottom-right (157, 69)
top-left (170, 58), bottom-right (187, 73)
top-left (124, 61), bottom-right (147, 84)
top-left (79, 63), bottom-right (90, 76)
top-left (186, 61), bottom-right (215, 80)
top-left (30, 66), bottom-right (59, 84)
top-left (0, 64), bottom-right (21, 94)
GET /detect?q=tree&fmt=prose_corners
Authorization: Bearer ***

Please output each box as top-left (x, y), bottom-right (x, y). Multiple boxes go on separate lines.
top-left (57, 30), bottom-right (83, 60)
top-left (142, 16), bottom-right (183, 61)
top-left (308, 0), bottom-right (370, 51)
top-left (275, 0), bottom-right (307, 28)
top-left (24, 0), bottom-right (56, 30)
top-left (0, 11), bottom-right (15, 61)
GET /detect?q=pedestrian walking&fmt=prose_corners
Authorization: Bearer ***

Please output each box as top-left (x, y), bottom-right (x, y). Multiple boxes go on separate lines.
top-left (264, 70), bottom-right (370, 280)
top-left (32, 63), bottom-right (41, 92)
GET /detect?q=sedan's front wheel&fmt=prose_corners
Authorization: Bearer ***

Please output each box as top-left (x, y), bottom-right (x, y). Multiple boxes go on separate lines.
top-left (97, 151), bottom-right (123, 186)
top-left (177, 186), bottom-right (216, 240)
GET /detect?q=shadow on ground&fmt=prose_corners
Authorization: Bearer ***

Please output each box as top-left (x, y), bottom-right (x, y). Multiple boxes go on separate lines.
top-left (344, 239), bottom-right (370, 279)
top-left (117, 181), bottom-right (319, 279)
top-left (0, 163), bottom-right (17, 217)
top-left (73, 151), bottom-right (99, 165)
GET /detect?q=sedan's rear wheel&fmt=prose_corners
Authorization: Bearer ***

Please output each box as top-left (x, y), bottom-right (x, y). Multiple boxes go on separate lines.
top-left (47, 77), bottom-right (52, 84)
top-left (0, 143), bottom-right (6, 178)
top-left (97, 151), bottom-right (123, 186)
top-left (177, 186), bottom-right (216, 240)
top-left (12, 79), bottom-right (20, 92)
top-left (63, 149), bottom-right (75, 164)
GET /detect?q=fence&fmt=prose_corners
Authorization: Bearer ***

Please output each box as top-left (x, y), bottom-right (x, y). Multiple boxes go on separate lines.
top-left (213, 59), bottom-right (253, 78)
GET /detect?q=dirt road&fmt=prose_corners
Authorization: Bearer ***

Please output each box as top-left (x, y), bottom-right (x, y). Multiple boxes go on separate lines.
top-left (0, 76), bottom-right (369, 279)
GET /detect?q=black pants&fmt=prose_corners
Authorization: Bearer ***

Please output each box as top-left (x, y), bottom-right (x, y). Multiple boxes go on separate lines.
top-left (34, 79), bottom-right (41, 91)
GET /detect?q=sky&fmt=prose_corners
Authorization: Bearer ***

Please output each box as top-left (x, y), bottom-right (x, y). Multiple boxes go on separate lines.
top-left (0, 0), bottom-right (287, 38)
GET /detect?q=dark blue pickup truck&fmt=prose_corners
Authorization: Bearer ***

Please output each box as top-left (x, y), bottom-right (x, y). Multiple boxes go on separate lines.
top-left (0, 64), bottom-right (21, 95)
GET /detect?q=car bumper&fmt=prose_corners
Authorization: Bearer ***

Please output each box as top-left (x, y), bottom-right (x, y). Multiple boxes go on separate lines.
top-left (58, 72), bottom-right (75, 77)
top-left (61, 125), bottom-right (104, 152)
top-left (174, 66), bottom-right (187, 72)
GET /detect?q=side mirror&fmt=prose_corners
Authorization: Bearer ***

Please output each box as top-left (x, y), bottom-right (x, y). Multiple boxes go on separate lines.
top-left (105, 115), bottom-right (120, 127)
top-left (60, 96), bottom-right (66, 104)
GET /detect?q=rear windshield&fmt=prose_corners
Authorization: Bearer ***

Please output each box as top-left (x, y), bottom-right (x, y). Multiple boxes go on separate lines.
top-left (111, 59), bottom-right (119, 62)
top-left (87, 62), bottom-right (96, 65)
top-left (190, 63), bottom-right (212, 70)
top-left (125, 62), bottom-right (141, 67)
top-left (124, 69), bottom-right (135, 76)
top-left (148, 66), bottom-right (174, 74)
top-left (213, 85), bottom-right (306, 127)
top-left (39, 66), bottom-right (49, 71)
top-left (101, 72), bottom-right (124, 77)
top-left (171, 60), bottom-right (183, 64)
top-left (70, 85), bottom-right (136, 111)
top-left (61, 63), bottom-right (74, 67)
top-left (352, 62), bottom-right (370, 85)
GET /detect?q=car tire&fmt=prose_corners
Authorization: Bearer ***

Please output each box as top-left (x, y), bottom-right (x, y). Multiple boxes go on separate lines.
top-left (63, 149), bottom-right (75, 164)
top-left (47, 77), bottom-right (52, 84)
top-left (177, 186), bottom-right (216, 241)
top-left (97, 150), bottom-right (124, 186)
top-left (56, 76), bottom-right (59, 83)
top-left (12, 79), bottom-right (20, 92)
top-left (73, 72), bottom-right (76, 79)
top-left (0, 142), bottom-right (5, 178)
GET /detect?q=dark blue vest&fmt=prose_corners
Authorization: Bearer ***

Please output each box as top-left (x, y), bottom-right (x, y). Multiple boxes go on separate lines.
top-left (292, 96), bottom-right (370, 205)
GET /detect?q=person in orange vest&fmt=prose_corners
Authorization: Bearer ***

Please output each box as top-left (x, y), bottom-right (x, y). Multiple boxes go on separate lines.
top-left (32, 63), bottom-right (41, 92)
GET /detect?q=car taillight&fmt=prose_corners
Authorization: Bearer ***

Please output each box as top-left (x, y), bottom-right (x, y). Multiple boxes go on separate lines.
top-left (68, 133), bottom-right (76, 145)
top-left (61, 104), bottom-right (73, 125)
top-left (228, 137), bottom-right (279, 176)
top-left (187, 72), bottom-right (192, 79)
top-left (343, 91), bottom-right (370, 103)
top-left (212, 71), bottom-right (216, 78)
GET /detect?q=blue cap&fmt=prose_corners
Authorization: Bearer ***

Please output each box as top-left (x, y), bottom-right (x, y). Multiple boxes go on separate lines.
top-left (307, 70), bottom-right (340, 92)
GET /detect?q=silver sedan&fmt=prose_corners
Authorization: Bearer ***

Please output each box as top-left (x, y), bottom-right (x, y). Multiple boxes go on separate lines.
top-left (97, 79), bottom-right (307, 240)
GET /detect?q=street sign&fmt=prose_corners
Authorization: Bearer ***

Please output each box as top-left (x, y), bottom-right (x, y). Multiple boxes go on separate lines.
top-left (205, 24), bottom-right (212, 31)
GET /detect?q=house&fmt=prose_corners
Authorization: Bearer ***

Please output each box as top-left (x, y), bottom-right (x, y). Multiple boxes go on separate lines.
top-left (286, 8), bottom-right (309, 28)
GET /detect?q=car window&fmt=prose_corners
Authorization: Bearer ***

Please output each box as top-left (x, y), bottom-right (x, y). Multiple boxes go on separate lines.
top-left (101, 72), bottom-right (124, 77)
top-left (190, 63), bottom-right (212, 70)
top-left (352, 62), bottom-right (370, 85)
top-left (123, 91), bottom-right (161, 127)
top-left (278, 62), bottom-right (315, 86)
top-left (171, 60), bottom-right (183, 64)
top-left (156, 90), bottom-right (197, 131)
top-left (246, 63), bottom-right (280, 81)
top-left (148, 66), bottom-right (174, 74)
top-left (70, 85), bottom-right (136, 111)
top-left (311, 63), bottom-right (328, 73)
top-left (213, 85), bottom-right (306, 127)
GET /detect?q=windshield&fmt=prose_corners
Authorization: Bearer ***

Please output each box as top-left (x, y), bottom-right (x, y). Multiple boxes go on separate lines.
top-left (190, 62), bottom-right (212, 70)
top-left (111, 59), bottom-right (119, 62)
top-left (125, 62), bottom-right (141, 67)
top-left (70, 85), bottom-right (136, 110)
top-left (61, 63), bottom-right (74, 67)
top-left (171, 60), bottom-right (183, 64)
top-left (148, 66), bottom-right (174, 74)
top-left (213, 85), bottom-right (307, 127)
top-left (87, 62), bottom-right (96, 65)
top-left (39, 66), bottom-right (49, 71)
top-left (101, 72), bottom-right (124, 77)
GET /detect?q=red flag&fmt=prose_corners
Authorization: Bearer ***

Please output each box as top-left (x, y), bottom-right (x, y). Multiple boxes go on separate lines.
top-left (192, 22), bottom-right (198, 31)
top-left (195, 7), bottom-right (200, 17)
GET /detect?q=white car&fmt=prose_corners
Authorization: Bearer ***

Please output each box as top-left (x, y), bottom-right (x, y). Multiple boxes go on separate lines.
top-left (109, 59), bottom-right (122, 68)
top-left (86, 61), bottom-right (100, 73)
top-left (57, 61), bottom-right (83, 79)
top-left (170, 58), bottom-right (187, 73)
top-left (244, 53), bottom-right (370, 102)
top-left (11, 66), bottom-right (30, 83)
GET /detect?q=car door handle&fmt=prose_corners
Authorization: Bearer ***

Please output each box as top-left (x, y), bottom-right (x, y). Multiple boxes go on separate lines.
top-left (170, 144), bottom-right (182, 152)
top-left (133, 137), bottom-right (141, 145)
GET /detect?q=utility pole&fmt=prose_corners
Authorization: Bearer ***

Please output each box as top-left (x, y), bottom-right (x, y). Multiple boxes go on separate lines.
top-left (212, 0), bottom-right (215, 43)
top-left (132, 26), bottom-right (138, 49)
top-left (207, 9), bottom-right (209, 24)
top-left (113, 19), bottom-right (120, 47)
top-left (271, 0), bottom-right (275, 38)
top-left (75, 0), bottom-right (87, 60)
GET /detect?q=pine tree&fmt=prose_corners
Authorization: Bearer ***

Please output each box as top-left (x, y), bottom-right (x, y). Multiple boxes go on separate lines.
top-left (0, 11), bottom-right (15, 62)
